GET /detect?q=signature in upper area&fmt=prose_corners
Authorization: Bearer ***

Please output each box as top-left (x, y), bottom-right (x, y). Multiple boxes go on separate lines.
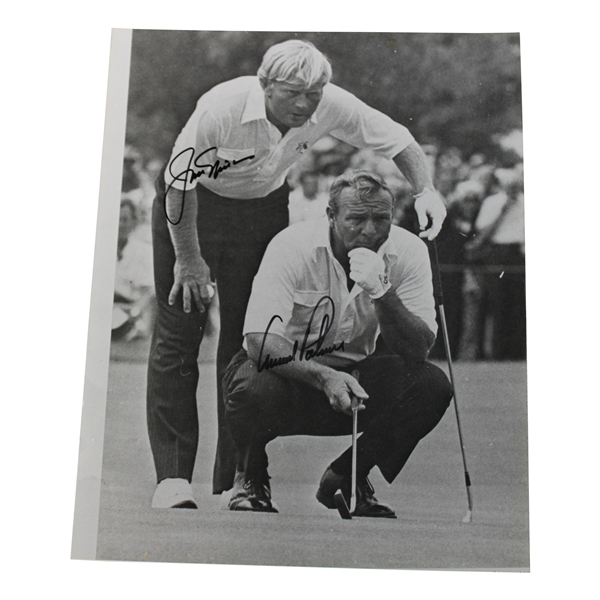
top-left (164, 147), bottom-right (255, 224)
top-left (257, 296), bottom-right (345, 372)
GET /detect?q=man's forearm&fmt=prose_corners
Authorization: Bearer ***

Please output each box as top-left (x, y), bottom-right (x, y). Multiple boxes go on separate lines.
top-left (166, 187), bottom-right (201, 261)
top-left (393, 141), bottom-right (435, 193)
top-left (246, 333), bottom-right (334, 392)
top-left (374, 289), bottom-right (435, 362)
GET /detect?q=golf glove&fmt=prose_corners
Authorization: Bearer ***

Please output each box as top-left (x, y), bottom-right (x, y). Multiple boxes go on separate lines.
top-left (348, 248), bottom-right (391, 299)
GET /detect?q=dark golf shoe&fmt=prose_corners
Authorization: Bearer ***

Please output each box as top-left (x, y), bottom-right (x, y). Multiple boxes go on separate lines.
top-left (354, 477), bottom-right (397, 518)
top-left (228, 470), bottom-right (279, 513)
top-left (316, 465), bottom-right (396, 518)
top-left (316, 466), bottom-right (347, 509)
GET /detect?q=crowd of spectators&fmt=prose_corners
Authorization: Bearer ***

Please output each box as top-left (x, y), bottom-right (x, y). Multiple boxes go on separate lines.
top-left (286, 132), bottom-right (526, 361)
top-left (115, 132), bottom-right (526, 361)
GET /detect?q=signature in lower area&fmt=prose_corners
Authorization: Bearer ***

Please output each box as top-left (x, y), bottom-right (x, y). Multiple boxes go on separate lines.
top-left (257, 296), bottom-right (345, 372)
top-left (164, 147), bottom-right (255, 224)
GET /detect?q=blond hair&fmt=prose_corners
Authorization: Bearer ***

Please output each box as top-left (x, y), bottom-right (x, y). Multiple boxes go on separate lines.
top-left (258, 40), bottom-right (332, 89)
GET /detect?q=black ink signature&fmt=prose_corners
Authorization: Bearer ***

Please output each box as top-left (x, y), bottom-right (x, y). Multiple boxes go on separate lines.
top-left (257, 296), bottom-right (345, 372)
top-left (164, 147), bottom-right (255, 225)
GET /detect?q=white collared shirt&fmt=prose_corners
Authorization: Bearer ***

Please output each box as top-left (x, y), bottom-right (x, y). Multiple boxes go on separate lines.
top-left (165, 76), bottom-right (415, 199)
top-left (243, 218), bottom-right (437, 367)
top-left (475, 191), bottom-right (525, 244)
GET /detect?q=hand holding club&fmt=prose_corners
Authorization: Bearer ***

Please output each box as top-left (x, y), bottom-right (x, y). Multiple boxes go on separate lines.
top-left (414, 187), bottom-right (446, 240)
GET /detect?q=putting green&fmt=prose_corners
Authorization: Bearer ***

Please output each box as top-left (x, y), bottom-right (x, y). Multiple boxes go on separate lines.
top-left (96, 355), bottom-right (528, 571)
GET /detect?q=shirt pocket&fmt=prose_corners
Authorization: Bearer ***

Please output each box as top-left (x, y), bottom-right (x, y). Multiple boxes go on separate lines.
top-left (216, 147), bottom-right (256, 163)
top-left (287, 290), bottom-right (335, 346)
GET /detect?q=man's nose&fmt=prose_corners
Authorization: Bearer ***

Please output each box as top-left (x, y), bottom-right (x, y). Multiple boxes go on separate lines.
top-left (294, 94), bottom-right (310, 110)
top-left (362, 218), bottom-right (377, 236)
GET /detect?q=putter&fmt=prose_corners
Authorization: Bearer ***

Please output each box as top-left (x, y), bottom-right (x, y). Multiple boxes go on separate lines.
top-left (350, 378), bottom-right (359, 514)
top-left (429, 239), bottom-right (473, 523)
top-left (334, 370), bottom-right (361, 520)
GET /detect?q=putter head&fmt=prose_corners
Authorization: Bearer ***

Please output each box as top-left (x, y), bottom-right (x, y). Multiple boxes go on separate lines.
top-left (462, 510), bottom-right (472, 523)
top-left (334, 489), bottom-right (352, 520)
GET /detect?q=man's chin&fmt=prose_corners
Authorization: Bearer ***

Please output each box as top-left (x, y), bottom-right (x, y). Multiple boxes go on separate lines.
top-left (287, 115), bottom-right (309, 127)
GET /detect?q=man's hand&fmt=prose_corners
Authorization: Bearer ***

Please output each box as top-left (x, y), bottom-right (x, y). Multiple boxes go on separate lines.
top-left (321, 370), bottom-right (368, 416)
top-left (414, 187), bottom-right (447, 240)
top-left (348, 248), bottom-right (391, 299)
top-left (169, 255), bottom-right (214, 313)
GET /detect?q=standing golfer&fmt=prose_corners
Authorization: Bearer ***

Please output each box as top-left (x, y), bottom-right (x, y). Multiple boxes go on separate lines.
top-left (149, 39), bottom-right (447, 509)
top-left (223, 171), bottom-right (453, 515)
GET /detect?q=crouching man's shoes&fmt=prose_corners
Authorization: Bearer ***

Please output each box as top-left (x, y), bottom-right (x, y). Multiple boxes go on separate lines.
top-left (151, 478), bottom-right (198, 509)
top-left (316, 465), bottom-right (347, 509)
top-left (316, 465), bottom-right (396, 518)
top-left (354, 477), bottom-right (396, 518)
top-left (228, 470), bottom-right (279, 513)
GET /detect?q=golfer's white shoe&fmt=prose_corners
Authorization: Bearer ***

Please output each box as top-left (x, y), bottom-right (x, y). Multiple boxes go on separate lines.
top-left (151, 478), bottom-right (198, 509)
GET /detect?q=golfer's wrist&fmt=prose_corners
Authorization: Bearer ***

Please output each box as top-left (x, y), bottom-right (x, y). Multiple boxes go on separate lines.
top-left (315, 367), bottom-right (338, 394)
top-left (413, 185), bottom-right (435, 199)
top-left (367, 274), bottom-right (391, 299)
top-left (370, 285), bottom-right (393, 301)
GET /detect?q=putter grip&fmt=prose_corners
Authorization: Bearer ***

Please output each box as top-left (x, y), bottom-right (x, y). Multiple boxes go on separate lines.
top-left (350, 370), bottom-right (360, 409)
top-left (428, 239), bottom-right (444, 304)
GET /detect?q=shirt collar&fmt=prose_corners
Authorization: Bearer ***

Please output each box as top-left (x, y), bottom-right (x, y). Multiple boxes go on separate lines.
top-left (376, 234), bottom-right (399, 261)
top-left (241, 79), bottom-right (319, 126)
top-left (241, 80), bottom-right (267, 124)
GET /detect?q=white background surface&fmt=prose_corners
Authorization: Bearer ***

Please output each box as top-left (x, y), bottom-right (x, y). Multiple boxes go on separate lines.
top-left (1, 0), bottom-right (598, 597)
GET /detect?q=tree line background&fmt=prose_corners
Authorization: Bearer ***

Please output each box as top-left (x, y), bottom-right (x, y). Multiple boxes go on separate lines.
top-left (125, 30), bottom-right (522, 164)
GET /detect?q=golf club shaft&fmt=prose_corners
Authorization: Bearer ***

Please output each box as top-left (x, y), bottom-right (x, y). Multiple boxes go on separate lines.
top-left (351, 407), bottom-right (357, 513)
top-left (429, 239), bottom-right (473, 517)
top-left (350, 370), bottom-right (360, 514)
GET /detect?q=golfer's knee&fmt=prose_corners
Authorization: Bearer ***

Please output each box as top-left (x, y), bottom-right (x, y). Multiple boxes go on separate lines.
top-left (223, 360), bottom-right (263, 414)
top-left (422, 362), bottom-right (453, 409)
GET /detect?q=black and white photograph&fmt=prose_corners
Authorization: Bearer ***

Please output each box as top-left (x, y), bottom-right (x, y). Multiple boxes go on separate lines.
top-left (2, 2), bottom-right (599, 597)
top-left (74, 29), bottom-right (528, 570)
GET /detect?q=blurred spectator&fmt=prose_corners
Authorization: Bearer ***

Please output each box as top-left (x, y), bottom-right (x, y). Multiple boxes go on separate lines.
top-left (112, 198), bottom-right (155, 341)
top-left (288, 135), bottom-right (355, 193)
top-left (429, 180), bottom-right (484, 359)
top-left (421, 144), bottom-right (439, 182)
top-left (462, 166), bottom-right (526, 360)
top-left (435, 147), bottom-right (468, 197)
top-left (121, 146), bottom-right (156, 244)
top-left (466, 154), bottom-right (496, 193)
top-left (349, 148), bottom-right (402, 181)
top-left (392, 179), bottom-right (420, 234)
top-left (288, 171), bottom-right (329, 225)
top-left (122, 145), bottom-right (143, 193)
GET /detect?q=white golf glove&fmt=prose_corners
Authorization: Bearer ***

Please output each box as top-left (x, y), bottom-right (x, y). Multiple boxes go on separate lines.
top-left (348, 248), bottom-right (391, 299)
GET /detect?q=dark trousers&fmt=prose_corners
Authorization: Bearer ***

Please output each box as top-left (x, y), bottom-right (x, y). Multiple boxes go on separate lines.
top-left (146, 179), bottom-right (289, 493)
top-left (223, 351), bottom-right (453, 483)
top-left (479, 244), bottom-right (526, 360)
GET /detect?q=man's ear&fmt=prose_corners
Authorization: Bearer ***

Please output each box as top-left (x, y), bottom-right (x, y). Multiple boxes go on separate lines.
top-left (326, 205), bottom-right (335, 225)
top-left (262, 81), bottom-right (272, 96)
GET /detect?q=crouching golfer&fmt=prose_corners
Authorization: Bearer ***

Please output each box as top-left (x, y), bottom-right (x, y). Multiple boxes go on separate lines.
top-left (223, 171), bottom-right (453, 517)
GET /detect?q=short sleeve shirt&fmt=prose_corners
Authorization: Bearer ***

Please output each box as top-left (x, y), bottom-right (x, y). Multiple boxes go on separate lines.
top-left (165, 77), bottom-right (414, 199)
top-left (243, 218), bottom-right (437, 367)
top-left (475, 191), bottom-right (525, 244)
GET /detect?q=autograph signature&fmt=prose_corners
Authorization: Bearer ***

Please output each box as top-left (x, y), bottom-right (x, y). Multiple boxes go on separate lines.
top-left (164, 147), bottom-right (255, 225)
top-left (257, 296), bottom-right (345, 372)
